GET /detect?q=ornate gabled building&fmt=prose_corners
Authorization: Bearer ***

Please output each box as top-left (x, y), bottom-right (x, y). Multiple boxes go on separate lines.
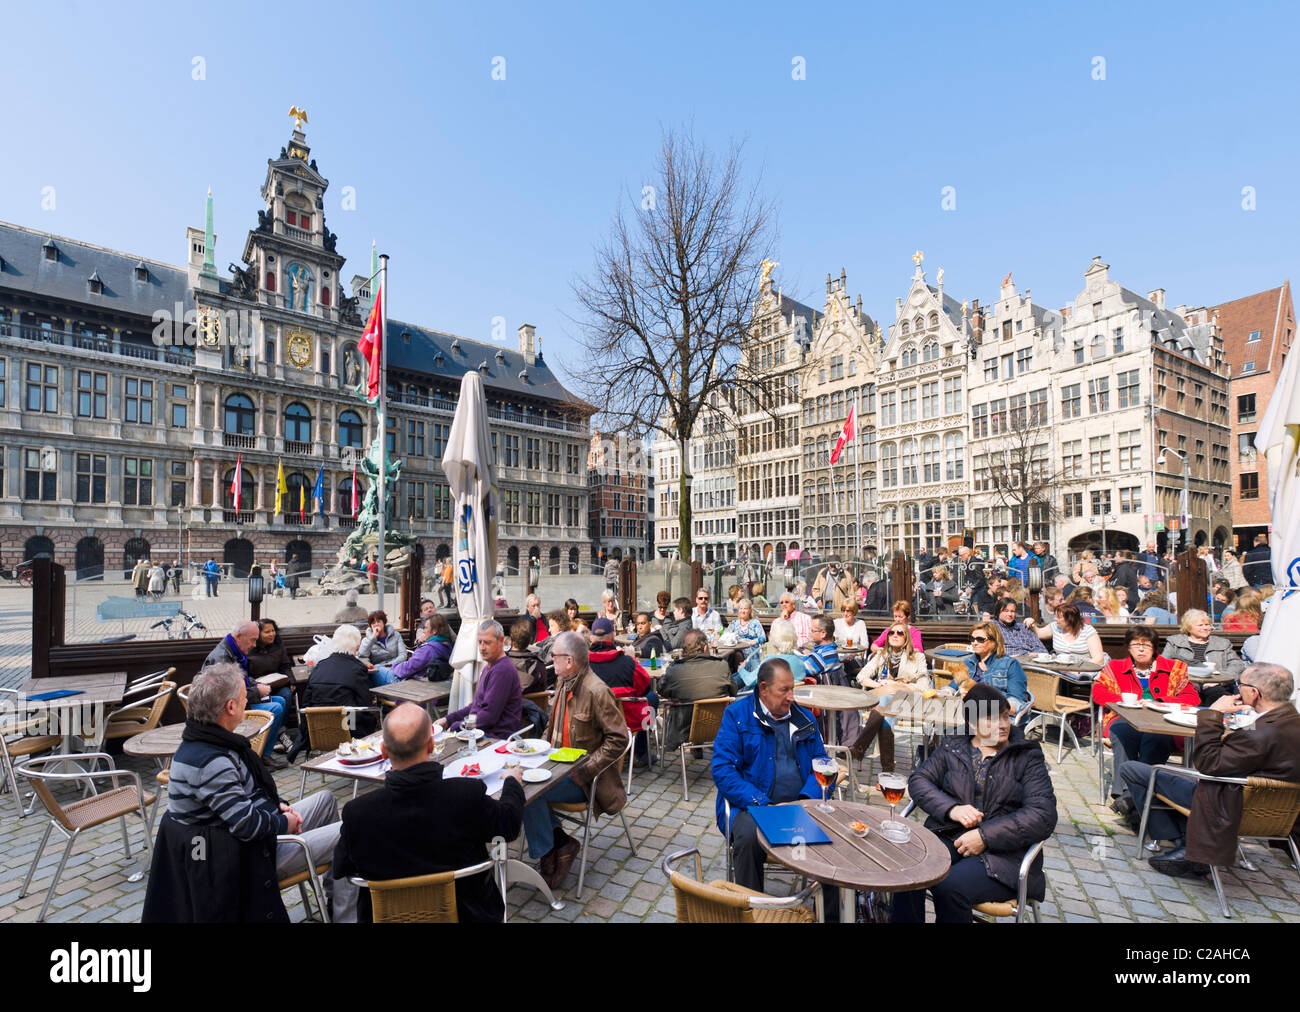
top-left (797, 269), bottom-right (879, 557)
top-left (875, 255), bottom-right (972, 556)
top-left (0, 117), bottom-right (590, 582)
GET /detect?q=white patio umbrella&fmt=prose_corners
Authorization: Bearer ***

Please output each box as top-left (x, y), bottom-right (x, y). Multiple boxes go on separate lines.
top-left (441, 371), bottom-right (499, 712)
top-left (1252, 338), bottom-right (1300, 697)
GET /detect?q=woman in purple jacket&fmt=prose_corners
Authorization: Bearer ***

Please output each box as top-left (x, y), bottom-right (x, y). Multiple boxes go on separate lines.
top-left (373, 615), bottom-right (454, 684)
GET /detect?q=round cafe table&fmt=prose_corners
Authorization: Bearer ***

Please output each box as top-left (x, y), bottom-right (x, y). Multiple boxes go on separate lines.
top-left (793, 685), bottom-right (878, 747)
top-left (756, 799), bottom-right (950, 923)
top-left (123, 718), bottom-right (264, 758)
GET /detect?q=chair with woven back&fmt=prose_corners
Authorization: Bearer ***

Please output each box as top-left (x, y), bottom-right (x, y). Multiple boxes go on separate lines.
top-left (547, 735), bottom-right (638, 899)
top-left (103, 681), bottom-right (177, 745)
top-left (17, 753), bottom-right (157, 922)
top-left (297, 706), bottom-right (362, 800)
top-left (1135, 765), bottom-right (1300, 918)
top-left (1022, 666), bottom-right (1088, 762)
top-left (0, 687), bottom-right (62, 818)
top-left (176, 683), bottom-right (193, 714)
top-left (242, 709), bottom-right (276, 756)
top-left (663, 847), bottom-right (818, 923)
top-left (671, 696), bottom-right (732, 802)
top-left (348, 858), bottom-right (507, 923)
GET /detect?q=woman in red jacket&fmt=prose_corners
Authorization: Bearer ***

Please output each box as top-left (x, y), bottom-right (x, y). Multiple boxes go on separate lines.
top-left (1092, 625), bottom-right (1199, 816)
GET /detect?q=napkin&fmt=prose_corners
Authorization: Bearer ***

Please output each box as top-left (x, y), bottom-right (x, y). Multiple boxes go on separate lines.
top-left (460, 763), bottom-right (482, 777)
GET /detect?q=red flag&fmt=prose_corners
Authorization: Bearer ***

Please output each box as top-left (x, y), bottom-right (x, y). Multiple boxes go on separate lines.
top-left (230, 453), bottom-right (242, 511)
top-left (358, 284), bottom-right (383, 400)
top-left (830, 405), bottom-right (855, 464)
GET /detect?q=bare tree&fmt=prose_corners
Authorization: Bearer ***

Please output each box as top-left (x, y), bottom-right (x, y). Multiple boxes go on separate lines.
top-left (568, 129), bottom-right (776, 561)
top-left (983, 403), bottom-right (1066, 546)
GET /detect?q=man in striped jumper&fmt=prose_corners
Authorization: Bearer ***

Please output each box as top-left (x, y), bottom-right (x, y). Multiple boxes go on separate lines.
top-left (160, 664), bottom-right (357, 921)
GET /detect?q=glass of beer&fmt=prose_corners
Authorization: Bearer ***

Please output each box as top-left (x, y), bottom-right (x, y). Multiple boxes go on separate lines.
top-left (812, 757), bottom-right (839, 813)
top-left (877, 772), bottom-right (908, 831)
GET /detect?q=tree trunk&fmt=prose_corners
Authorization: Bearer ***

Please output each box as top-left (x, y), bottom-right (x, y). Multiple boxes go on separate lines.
top-left (677, 437), bottom-right (693, 562)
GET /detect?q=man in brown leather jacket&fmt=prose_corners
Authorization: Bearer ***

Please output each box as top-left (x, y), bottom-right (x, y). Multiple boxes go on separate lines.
top-left (520, 630), bottom-right (629, 889)
top-left (1123, 662), bottom-right (1300, 878)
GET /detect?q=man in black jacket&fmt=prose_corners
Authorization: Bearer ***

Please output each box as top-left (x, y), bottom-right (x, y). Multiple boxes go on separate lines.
top-left (1242, 534), bottom-right (1274, 588)
top-left (1111, 550), bottom-right (1140, 605)
top-left (333, 703), bottom-right (525, 922)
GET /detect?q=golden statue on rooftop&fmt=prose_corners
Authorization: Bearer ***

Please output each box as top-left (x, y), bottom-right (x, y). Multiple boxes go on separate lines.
top-left (760, 258), bottom-right (780, 285)
top-left (289, 106), bottom-right (309, 131)
top-left (912, 250), bottom-right (924, 266)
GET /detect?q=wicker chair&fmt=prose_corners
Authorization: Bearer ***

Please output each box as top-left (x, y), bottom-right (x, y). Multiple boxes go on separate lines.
top-left (671, 696), bottom-right (732, 802)
top-left (972, 840), bottom-right (1047, 922)
top-left (277, 834), bottom-right (332, 922)
top-left (547, 736), bottom-right (637, 899)
top-left (663, 847), bottom-right (818, 923)
top-left (349, 858), bottom-right (507, 923)
top-left (242, 709), bottom-right (276, 756)
top-left (1135, 765), bottom-right (1300, 917)
top-left (176, 683), bottom-right (193, 714)
top-left (103, 682), bottom-right (177, 744)
top-left (17, 753), bottom-right (157, 922)
top-left (0, 688), bottom-right (62, 817)
top-left (1022, 667), bottom-right (1088, 761)
top-left (297, 706), bottom-right (366, 800)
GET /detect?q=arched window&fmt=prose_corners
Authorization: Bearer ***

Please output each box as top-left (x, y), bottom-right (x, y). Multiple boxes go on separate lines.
top-left (1091, 333), bottom-right (1106, 358)
top-left (337, 476), bottom-right (357, 516)
top-left (285, 473), bottom-right (311, 514)
top-left (901, 346), bottom-right (918, 367)
top-left (880, 442), bottom-right (897, 488)
top-left (901, 321), bottom-right (910, 335)
top-left (506, 546), bottom-right (519, 575)
top-left (900, 438), bottom-right (918, 485)
top-left (24, 535), bottom-right (55, 563)
top-left (321, 286), bottom-right (331, 307)
top-left (568, 547), bottom-right (579, 574)
top-left (122, 537), bottom-right (149, 576)
top-left (224, 393), bottom-right (255, 434)
top-left (222, 468), bottom-right (255, 510)
top-left (929, 312), bottom-right (939, 329)
top-left (223, 537), bottom-right (254, 579)
top-left (284, 402), bottom-right (312, 443)
top-left (338, 410), bottom-right (363, 447)
top-left (924, 341), bottom-right (940, 361)
top-left (922, 435), bottom-right (940, 482)
top-left (75, 536), bottom-right (104, 581)
top-left (944, 431), bottom-right (965, 480)
top-left (914, 316), bottom-right (924, 333)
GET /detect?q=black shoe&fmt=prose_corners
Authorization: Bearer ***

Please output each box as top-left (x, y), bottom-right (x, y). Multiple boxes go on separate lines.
top-left (1109, 796), bottom-right (1135, 817)
top-left (263, 754), bottom-right (290, 771)
top-left (1149, 846), bottom-right (1210, 879)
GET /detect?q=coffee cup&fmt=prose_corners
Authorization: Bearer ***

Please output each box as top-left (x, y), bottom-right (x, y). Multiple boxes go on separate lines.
top-left (1121, 692), bottom-right (1138, 705)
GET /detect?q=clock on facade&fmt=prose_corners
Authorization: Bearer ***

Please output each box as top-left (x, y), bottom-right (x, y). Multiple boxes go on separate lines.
top-left (286, 328), bottom-right (313, 368)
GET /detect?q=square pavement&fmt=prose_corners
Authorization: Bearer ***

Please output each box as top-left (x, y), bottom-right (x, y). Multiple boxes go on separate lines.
top-left (3, 729), bottom-right (1298, 924)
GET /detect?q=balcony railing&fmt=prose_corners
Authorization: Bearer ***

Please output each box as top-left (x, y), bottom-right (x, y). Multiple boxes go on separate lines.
top-left (338, 516), bottom-right (358, 529)
top-left (283, 514), bottom-right (314, 526)
top-left (284, 225), bottom-right (313, 244)
top-left (223, 509), bottom-right (255, 524)
top-left (223, 432), bottom-right (256, 450)
top-left (10, 324), bottom-right (194, 365)
top-left (285, 439), bottom-right (312, 455)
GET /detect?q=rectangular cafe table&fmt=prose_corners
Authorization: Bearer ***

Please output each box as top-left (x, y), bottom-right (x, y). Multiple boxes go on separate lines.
top-left (20, 671), bottom-right (128, 753)
top-left (1103, 701), bottom-right (1197, 766)
top-left (369, 679), bottom-right (453, 717)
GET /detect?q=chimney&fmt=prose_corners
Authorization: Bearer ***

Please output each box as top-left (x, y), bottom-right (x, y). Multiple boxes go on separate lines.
top-left (1148, 289), bottom-right (1166, 311)
top-left (826, 273), bottom-right (832, 295)
top-left (970, 299), bottom-right (984, 341)
top-left (517, 323), bottom-right (536, 365)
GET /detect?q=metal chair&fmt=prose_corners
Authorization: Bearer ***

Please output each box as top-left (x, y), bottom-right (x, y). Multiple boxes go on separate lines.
top-left (670, 696), bottom-right (732, 801)
top-left (125, 667), bottom-right (176, 695)
top-left (972, 840), bottom-right (1046, 922)
top-left (0, 688), bottom-right (61, 817)
top-left (547, 735), bottom-right (638, 899)
top-left (1022, 667), bottom-right (1088, 761)
top-left (277, 834), bottom-right (332, 923)
top-left (103, 682), bottom-right (177, 744)
top-left (16, 753), bottom-right (157, 922)
top-left (663, 847), bottom-right (818, 923)
top-left (176, 683), bottom-right (193, 714)
top-left (1135, 765), bottom-right (1300, 918)
top-left (349, 857), bottom-right (508, 923)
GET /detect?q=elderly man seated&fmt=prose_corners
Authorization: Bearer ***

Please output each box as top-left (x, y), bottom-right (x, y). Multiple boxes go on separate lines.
top-left (777, 592), bottom-right (814, 648)
top-left (659, 629), bottom-right (735, 752)
top-left (334, 703), bottom-right (525, 922)
top-left (711, 657), bottom-right (840, 919)
top-left (203, 620), bottom-right (290, 770)
top-left (1123, 662), bottom-right (1300, 878)
top-left (143, 664), bottom-right (357, 922)
top-left (333, 588), bottom-right (368, 623)
top-left (521, 631), bottom-right (629, 890)
top-left (435, 620), bottom-right (523, 741)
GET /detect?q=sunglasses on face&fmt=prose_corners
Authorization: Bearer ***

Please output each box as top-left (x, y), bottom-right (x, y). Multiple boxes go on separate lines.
top-left (970, 635), bottom-right (990, 644)
top-left (889, 630), bottom-right (907, 637)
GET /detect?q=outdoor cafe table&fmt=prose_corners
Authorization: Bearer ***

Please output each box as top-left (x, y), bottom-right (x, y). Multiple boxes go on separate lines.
top-left (1103, 701), bottom-right (1197, 766)
top-left (369, 679), bottom-right (452, 716)
top-left (302, 731), bottom-right (571, 910)
top-left (793, 685), bottom-right (878, 747)
top-left (756, 799), bottom-right (951, 923)
top-left (123, 717), bottom-right (264, 759)
top-left (21, 671), bottom-right (128, 755)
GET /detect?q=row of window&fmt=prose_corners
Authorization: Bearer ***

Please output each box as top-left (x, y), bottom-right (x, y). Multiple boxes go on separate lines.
top-left (498, 490), bottom-right (584, 526)
top-left (595, 517), bottom-right (645, 540)
top-left (878, 433), bottom-right (967, 488)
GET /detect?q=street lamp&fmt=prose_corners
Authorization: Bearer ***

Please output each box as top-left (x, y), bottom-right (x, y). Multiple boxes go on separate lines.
top-left (1089, 512), bottom-right (1118, 554)
top-left (1157, 447), bottom-right (1191, 551)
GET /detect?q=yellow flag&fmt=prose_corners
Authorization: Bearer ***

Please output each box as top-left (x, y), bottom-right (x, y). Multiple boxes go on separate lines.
top-left (274, 460), bottom-right (287, 514)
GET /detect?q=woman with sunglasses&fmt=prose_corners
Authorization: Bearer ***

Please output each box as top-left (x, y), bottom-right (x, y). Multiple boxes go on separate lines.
top-left (1091, 625), bottom-right (1199, 819)
top-left (846, 624), bottom-right (927, 772)
top-left (961, 622), bottom-right (1027, 712)
top-left (870, 600), bottom-right (924, 654)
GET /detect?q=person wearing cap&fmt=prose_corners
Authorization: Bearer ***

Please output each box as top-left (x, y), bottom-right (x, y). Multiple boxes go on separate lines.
top-left (811, 558), bottom-right (855, 612)
top-left (588, 615), bottom-right (655, 764)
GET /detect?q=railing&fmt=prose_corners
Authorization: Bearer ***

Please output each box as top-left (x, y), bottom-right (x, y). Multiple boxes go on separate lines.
top-left (285, 439), bottom-right (312, 455)
top-left (222, 510), bottom-right (255, 524)
top-left (283, 514), bottom-right (314, 526)
top-left (284, 224), bottom-right (314, 244)
top-left (223, 432), bottom-right (256, 449)
top-left (10, 324), bottom-right (193, 365)
top-left (338, 516), bottom-right (358, 529)
top-left (384, 392), bottom-right (585, 433)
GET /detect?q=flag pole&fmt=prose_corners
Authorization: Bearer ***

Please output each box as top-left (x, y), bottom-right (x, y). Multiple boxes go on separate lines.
top-left (377, 253), bottom-right (389, 612)
top-left (855, 386), bottom-right (863, 562)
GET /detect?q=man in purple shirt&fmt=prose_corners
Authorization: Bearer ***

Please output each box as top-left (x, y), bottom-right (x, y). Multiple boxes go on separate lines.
top-left (435, 619), bottom-right (523, 741)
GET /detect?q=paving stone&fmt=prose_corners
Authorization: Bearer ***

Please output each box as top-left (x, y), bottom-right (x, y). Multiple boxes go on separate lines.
top-left (621, 897), bottom-right (651, 917)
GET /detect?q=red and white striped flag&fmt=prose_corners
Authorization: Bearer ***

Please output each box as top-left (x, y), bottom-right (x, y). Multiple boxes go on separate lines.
top-left (830, 405), bottom-right (855, 464)
top-left (230, 453), bottom-right (243, 510)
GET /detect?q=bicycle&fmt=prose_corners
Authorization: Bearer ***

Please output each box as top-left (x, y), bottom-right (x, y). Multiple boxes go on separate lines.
top-left (150, 609), bottom-right (208, 639)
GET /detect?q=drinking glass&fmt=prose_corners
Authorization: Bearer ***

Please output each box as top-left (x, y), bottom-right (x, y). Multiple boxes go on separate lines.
top-left (877, 772), bottom-right (908, 831)
top-left (812, 757), bottom-right (839, 813)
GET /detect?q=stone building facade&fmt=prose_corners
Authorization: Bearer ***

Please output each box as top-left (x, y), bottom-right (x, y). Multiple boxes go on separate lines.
top-left (0, 122), bottom-right (589, 580)
top-left (587, 429), bottom-right (649, 564)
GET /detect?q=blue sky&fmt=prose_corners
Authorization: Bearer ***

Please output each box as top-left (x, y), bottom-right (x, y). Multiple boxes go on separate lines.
top-left (2, 0), bottom-right (1296, 388)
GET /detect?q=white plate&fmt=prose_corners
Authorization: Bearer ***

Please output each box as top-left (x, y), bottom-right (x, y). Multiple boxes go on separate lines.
top-left (456, 728), bottom-right (486, 741)
top-left (1163, 709), bottom-right (1201, 728)
top-left (1144, 701), bottom-right (1177, 713)
top-left (507, 738), bottom-right (551, 756)
top-left (523, 768), bottom-right (552, 783)
top-left (1111, 700), bottom-right (1143, 709)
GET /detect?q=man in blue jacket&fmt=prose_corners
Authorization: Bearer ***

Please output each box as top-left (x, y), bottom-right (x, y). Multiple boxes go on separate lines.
top-left (712, 657), bottom-right (838, 918)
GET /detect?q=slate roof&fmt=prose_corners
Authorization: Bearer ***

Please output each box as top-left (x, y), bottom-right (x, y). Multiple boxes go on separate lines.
top-left (0, 221), bottom-right (193, 319)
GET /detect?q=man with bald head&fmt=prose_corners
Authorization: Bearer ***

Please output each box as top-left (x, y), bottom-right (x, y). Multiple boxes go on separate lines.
top-left (333, 703), bottom-right (526, 922)
top-left (202, 620), bottom-right (290, 769)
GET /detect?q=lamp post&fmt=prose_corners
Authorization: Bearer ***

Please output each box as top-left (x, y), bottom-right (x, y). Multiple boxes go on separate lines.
top-left (1157, 446), bottom-right (1191, 551)
top-left (1089, 512), bottom-right (1118, 555)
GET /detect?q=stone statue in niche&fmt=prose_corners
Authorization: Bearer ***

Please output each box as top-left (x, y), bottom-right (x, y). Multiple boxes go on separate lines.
top-left (288, 264), bottom-right (312, 311)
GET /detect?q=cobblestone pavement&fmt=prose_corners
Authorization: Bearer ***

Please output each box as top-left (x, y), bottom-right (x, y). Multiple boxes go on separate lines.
top-left (2, 726), bottom-right (1298, 924)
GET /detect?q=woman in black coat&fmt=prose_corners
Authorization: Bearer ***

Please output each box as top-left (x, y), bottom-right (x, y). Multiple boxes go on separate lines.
top-left (892, 684), bottom-right (1056, 922)
top-left (247, 618), bottom-right (295, 732)
top-left (925, 566), bottom-right (960, 617)
top-left (289, 626), bottom-right (376, 760)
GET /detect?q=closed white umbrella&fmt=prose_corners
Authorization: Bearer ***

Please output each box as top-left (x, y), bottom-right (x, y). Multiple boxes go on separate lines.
top-left (441, 371), bottom-right (499, 712)
top-left (1252, 338), bottom-right (1300, 694)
